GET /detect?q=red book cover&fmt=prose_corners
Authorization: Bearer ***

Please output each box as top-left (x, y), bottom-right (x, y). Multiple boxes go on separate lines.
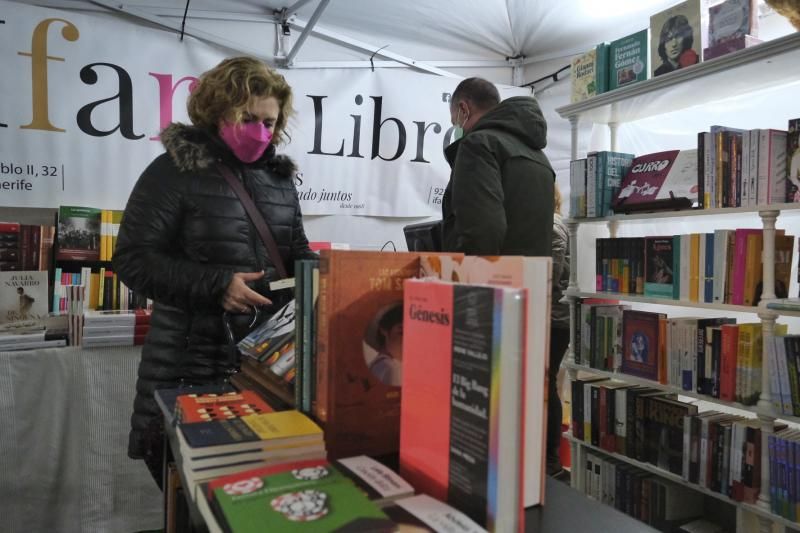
top-left (176, 390), bottom-right (274, 424)
top-left (731, 229), bottom-right (761, 305)
top-left (719, 324), bottom-right (739, 402)
top-left (399, 278), bottom-right (527, 532)
top-left (614, 150), bottom-right (698, 209)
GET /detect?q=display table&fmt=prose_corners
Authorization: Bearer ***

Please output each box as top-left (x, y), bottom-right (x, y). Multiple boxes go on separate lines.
top-left (0, 346), bottom-right (162, 533)
top-left (158, 389), bottom-right (656, 533)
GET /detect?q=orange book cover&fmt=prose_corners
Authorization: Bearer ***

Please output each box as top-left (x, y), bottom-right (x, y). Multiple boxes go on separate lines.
top-left (315, 250), bottom-right (424, 459)
top-left (400, 278), bottom-right (527, 531)
top-left (689, 233), bottom-right (700, 302)
top-left (176, 390), bottom-right (274, 423)
top-left (720, 324), bottom-right (739, 402)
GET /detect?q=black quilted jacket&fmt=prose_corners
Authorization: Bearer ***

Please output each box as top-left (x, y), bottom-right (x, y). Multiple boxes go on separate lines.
top-left (113, 123), bottom-right (314, 458)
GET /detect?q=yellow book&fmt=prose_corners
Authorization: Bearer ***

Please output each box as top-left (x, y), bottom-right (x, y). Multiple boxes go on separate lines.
top-left (242, 410), bottom-right (323, 444)
top-left (736, 323), bottom-right (762, 405)
top-left (98, 267), bottom-right (105, 309)
top-left (689, 233), bottom-right (700, 302)
top-left (99, 210), bottom-right (106, 261)
top-left (89, 273), bottom-right (100, 310)
top-left (111, 210), bottom-right (123, 260)
top-left (743, 233), bottom-right (762, 306)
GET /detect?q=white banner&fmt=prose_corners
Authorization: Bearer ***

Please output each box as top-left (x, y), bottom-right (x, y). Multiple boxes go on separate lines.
top-left (0, 1), bottom-right (525, 217)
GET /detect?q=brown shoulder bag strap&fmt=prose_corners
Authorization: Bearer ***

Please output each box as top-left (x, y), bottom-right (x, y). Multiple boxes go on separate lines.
top-left (216, 163), bottom-right (288, 279)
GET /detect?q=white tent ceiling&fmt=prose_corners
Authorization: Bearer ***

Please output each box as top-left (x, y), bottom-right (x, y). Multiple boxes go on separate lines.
top-left (15, 0), bottom-right (688, 78)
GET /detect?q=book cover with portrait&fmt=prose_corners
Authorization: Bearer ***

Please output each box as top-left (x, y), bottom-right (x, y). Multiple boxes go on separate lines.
top-left (0, 270), bottom-right (48, 327)
top-left (315, 250), bottom-right (429, 459)
top-left (787, 118), bottom-right (800, 203)
top-left (609, 29), bottom-right (649, 90)
top-left (650, 0), bottom-right (707, 78)
top-left (621, 310), bottom-right (664, 381)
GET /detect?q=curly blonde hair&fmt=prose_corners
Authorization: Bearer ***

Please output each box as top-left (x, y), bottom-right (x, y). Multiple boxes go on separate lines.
top-left (187, 56), bottom-right (293, 144)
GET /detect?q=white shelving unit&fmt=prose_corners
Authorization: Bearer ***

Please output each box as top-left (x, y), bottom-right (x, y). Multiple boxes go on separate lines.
top-left (557, 31), bottom-right (800, 533)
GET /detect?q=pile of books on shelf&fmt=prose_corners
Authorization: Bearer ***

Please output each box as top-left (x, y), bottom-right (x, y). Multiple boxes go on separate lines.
top-left (577, 302), bottom-right (772, 405)
top-left (0, 221), bottom-right (55, 272)
top-left (583, 451), bottom-right (709, 530)
top-left (592, 230), bottom-right (795, 305)
top-left (81, 308), bottom-right (152, 348)
top-left (572, 380), bottom-right (764, 503)
top-left (571, 0), bottom-right (761, 104)
top-left (570, 117), bottom-right (800, 218)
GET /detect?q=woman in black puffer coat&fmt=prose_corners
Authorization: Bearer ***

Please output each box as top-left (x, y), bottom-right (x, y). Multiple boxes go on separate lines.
top-left (113, 57), bottom-right (315, 488)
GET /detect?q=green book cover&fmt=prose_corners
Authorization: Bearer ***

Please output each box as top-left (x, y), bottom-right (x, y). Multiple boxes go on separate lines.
top-left (56, 205), bottom-right (101, 261)
top-left (600, 151), bottom-right (635, 216)
top-left (213, 462), bottom-right (390, 532)
top-left (609, 29), bottom-right (649, 90)
top-left (596, 43), bottom-right (610, 94)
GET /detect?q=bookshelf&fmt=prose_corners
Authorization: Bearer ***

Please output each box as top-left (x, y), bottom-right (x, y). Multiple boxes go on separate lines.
top-left (557, 32), bottom-right (800, 533)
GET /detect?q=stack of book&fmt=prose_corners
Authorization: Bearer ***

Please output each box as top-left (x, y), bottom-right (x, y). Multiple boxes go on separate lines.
top-left (196, 457), bottom-right (486, 533)
top-left (176, 405), bottom-right (326, 497)
top-left (577, 302), bottom-right (769, 405)
top-left (583, 451), bottom-right (705, 529)
top-left (81, 308), bottom-right (152, 348)
top-left (0, 221), bottom-right (55, 272)
top-left (594, 230), bottom-right (795, 304)
top-left (572, 381), bottom-right (764, 503)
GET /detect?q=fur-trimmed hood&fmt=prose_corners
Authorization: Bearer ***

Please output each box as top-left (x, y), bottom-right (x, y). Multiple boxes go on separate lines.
top-left (160, 122), bottom-right (296, 179)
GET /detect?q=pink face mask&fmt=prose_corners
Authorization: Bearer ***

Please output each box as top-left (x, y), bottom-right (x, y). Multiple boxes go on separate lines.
top-left (219, 121), bottom-right (273, 163)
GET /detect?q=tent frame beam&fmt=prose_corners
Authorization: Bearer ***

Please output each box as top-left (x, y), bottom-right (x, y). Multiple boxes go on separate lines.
top-left (282, 0), bottom-right (330, 67)
top-left (289, 16), bottom-right (459, 77)
top-left (87, 0), bottom-right (276, 63)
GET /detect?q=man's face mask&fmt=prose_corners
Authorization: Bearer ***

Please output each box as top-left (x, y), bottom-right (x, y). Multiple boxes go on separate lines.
top-left (451, 106), bottom-right (468, 143)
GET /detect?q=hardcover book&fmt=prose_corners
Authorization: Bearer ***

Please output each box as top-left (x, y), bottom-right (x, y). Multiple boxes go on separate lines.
top-left (650, 0), bottom-right (705, 77)
top-left (707, 0), bottom-right (758, 47)
top-left (609, 29), bottom-right (649, 90)
top-left (614, 150), bottom-right (699, 212)
top-left (315, 250), bottom-right (433, 459)
top-left (399, 279), bottom-right (527, 532)
top-left (570, 44), bottom-right (609, 103)
top-left (56, 206), bottom-right (101, 261)
top-left (0, 271), bottom-right (48, 326)
top-left (417, 254), bottom-right (552, 508)
top-left (621, 310), bottom-right (664, 381)
top-left (205, 459), bottom-right (391, 533)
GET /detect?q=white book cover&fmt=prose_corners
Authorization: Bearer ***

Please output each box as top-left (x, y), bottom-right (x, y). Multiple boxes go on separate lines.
top-left (393, 494), bottom-right (488, 533)
top-left (0, 339), bottom-right (67, 351)
top-left (704, 132), bottom-right (715, 208)
top-left (758, 129), bottom-right (788, 204)
top-left (741, 133), bottom-right (750, 206)
top-left (650, 0), bottom-right (705, 77)
top-left (712, 230), bottom-right (732, 303)
top-left (697, 233), bottom-right (706, 302)
top-left (0, 271), bottom-right (48, 326)
top-left (748, 129), bottom-right (760, 206)
top-left (774, 335), bottom-right (792, 414)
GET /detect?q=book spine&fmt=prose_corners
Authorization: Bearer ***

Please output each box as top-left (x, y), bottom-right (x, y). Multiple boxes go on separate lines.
top-left (315, 255), bottom-right (330, 423)
top-left (689, 233), bottom-right (700, 303)
top-left (720, 326), bottom-right (737, 402)
top-left (587, 154), bottom-right (597, 218)
top-left (697, 132), bottom-right (705, 209)
top-left (769, 130), bottom-right (788, 205)
top-left (749, 129), bottom-right (760, 206)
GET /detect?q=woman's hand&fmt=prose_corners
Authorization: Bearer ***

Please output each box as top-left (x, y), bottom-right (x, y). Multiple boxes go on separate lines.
top-left (222, 271), bottom-right (272, 312)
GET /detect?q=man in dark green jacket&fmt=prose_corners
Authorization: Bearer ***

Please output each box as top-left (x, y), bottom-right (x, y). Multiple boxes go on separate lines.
top-left (442, 77), bottom-right (555, 256)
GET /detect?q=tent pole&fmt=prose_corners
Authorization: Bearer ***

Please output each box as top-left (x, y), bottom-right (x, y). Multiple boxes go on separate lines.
top-left (283, 0), bottom-right (331, 67)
